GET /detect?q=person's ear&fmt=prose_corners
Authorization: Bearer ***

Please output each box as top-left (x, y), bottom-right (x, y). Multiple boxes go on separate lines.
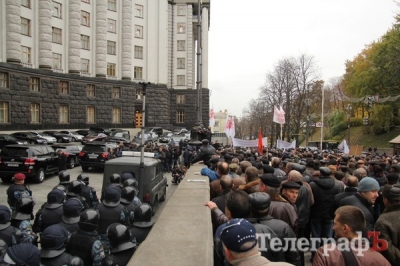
top-left (225, 208), bottom-right (232, 220)
top-left (223, 244), bottom-right (233, 263)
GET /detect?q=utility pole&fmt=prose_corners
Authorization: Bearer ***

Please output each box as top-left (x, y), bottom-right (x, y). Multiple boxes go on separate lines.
top-left (196, 0), bottom-right (202, 123)
top-left (138, 81), bottom-right (150, 199)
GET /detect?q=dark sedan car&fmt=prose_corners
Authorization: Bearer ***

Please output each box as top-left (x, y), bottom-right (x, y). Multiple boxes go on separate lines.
top-left (43, 131), bottom-right (72, 143)
top-left (76, 129), bottom-right (95, 137)
top-left (10, 132), bottom-right (47, 145)
top-left (0, 134), bottom-right (28, 148)
top-left (81, 133), bottom-right (108, 145)
top-left (51, 143), bottom-right (83, 169)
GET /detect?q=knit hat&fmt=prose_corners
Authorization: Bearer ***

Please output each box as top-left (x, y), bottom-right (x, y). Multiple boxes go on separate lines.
top-left (358, 177), bottom-right (380, 192)
top-left (220, 218), bottom-right (258, 253)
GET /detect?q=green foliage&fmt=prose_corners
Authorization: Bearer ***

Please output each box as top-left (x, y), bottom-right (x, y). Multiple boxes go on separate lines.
top-left (327, 110), bottom-right (347, 137)
top-left (370, 104), bottom-right (392, 135)
top-left (331, 121), bottom-right (348, 137)
top-left (350, 117), bottom-right (363, 127)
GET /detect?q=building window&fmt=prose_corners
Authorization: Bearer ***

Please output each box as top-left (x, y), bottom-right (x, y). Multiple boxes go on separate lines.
top-left (177, 58), bottom-right (185, 69)
top-left (53, 1), bottom-right (62, 18)
top-left (52, 27), bottom-right (62, 44)
top-left (176, 95), bottom-right (185, 104)
top-left (86, 106), bottom-right (95, 123)
top-left (177, 40), bottom-right (185, 51)
top-left (135, 25), bottom-right (143, 38)
top-left (21, 17), bottom-right (31, 36)
top-left (86, 84), bottom-right (95, 97)
top-left (81, 59), bottom-right (90, 73)
top-left (81, 11), bottom-right (90, 27)
top-left (0, 73), bottom-right (8, 88)
top-left (108, 19), bottom-right (116, 33)
top-left (135, 88), bottom-right (143, 100)
top-left (177, 23), bottom-right (185, 34)
top-left (30, 77), bottom-right (40, 92)
top-left (107, 41), bottom-right (116, 55)
top-left (112, 87), bottom-right (121, 98)
top-left (177, 75), bottom-right (185, 86)
top-left (134, 66), bottom-right (143, 80)
top-left (134, 46), bottom-right (143, 59)
top-left (108, 0), bottom-right (116, 11)
top-left (107, 63), bottom-right (116, 76)
top-left (59, 81), bottom-right (69, 95)
top-left (21, 46), bottom-right (31, 64)
top-left (81, 35), bottom-right (90, 50)
top-left (59, 105), bottom-right (69, 124)
top-left (112, 107), bottom-right (121, 123)
top-left (0, 102), bottom-right (9, 123)
top-left (177, 5), bottom-right (186, 16)
top-left (30, 103), bottom-right (40, 124)
top-left (82, 0), bottom-right (90, 3)
top-left (21, 0), bottom-right (31, 8)
top-left (176, 111), bottom-right (184, 123)
top-left (52, 53), bottom-right (62, 69)
top-left (135, 4), bottom-right (143, 18)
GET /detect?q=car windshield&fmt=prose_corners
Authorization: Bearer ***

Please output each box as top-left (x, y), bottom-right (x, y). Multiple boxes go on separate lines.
top-left (0, 147), bottom-right (29, 157)
top-left (83, 145), bottom-right (105, 152)
top-left (40, 132), bottom-right (50, 136)
top-left (5, 136), bottom-right (18, 141)
top-left (71, 131), bottom-right (80, 135)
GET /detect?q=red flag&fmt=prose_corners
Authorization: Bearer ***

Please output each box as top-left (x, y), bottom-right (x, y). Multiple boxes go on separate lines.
top-left (258, 128), bottom-right (263, 154)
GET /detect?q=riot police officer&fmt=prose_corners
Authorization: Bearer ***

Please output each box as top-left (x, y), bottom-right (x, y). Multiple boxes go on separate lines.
top-left (59, 198), bottom-right (84, 234)
top-left (67, 209), bottom-right (105, 266)
top-left (120, 187), bottom-right (140, 226)
top-left (55, 170), bottom-right (71, 192)
top-left (40, 224), bottom-right (78, 265)
top-left (102, 223), bottom-right (136, 265)
top-left (10, 196), bottom-right (37, 245)
top-left (33, 189), bottom-right (64, 233)
top-left (101, 174), bottom-right (123, 202)
top-left (129, 203), bottom-right (154, 244)
top-left (6, 173), bottom-right (31, 212)
top-left (0, 205), bottom-right (22, 246)
top-left (77, 174), bottom-right (99, 208)
top-left (3, 242), bottom-right (40, 265)
top-left (96, 186), bottom-right (128, 254)
top-left (66, 180), bottom-right (89, 210)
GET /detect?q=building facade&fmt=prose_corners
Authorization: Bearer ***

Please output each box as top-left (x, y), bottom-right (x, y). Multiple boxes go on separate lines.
top-left (0, 0), bottom-right (210, 131)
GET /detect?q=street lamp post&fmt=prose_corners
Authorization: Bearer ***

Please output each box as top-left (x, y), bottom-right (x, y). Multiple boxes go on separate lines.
top-left (320, 85), bottom-right (324, 151)
top-left (138, 81), bottom-right (150, 200)
top-left (346, 104), bottom-right (352, 146)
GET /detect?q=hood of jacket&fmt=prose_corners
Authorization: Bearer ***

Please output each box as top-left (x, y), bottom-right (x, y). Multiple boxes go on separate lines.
top-left (313, 176), bottom-right (335, 189)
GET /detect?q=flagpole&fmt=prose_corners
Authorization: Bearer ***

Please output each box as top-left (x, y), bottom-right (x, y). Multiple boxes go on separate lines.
top-left (280, 124), bottom-right (283, 140)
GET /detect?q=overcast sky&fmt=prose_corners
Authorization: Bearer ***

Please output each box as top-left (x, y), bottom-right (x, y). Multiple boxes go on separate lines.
top-left (208, 0), bottom-right (399, 117)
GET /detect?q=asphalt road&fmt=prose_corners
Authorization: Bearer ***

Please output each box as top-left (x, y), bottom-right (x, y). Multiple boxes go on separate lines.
top-left (0, 164), bottom-right (177, 223)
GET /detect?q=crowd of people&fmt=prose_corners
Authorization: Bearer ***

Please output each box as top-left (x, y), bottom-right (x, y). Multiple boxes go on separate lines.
top-left (194, 141), bottom-right (400, 266)
top-left (1, 171), bottom-right (154, 265)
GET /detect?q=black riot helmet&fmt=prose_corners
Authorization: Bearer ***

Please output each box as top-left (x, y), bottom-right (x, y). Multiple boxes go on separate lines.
top-left (133, 204), bottom-right (154, 227)
top-left (67, 180), bottom-right (83, 197)
top-left (77, 173), bottom-right (90, 186)
top-left (58, 170), bottom-right (70, 183)
top-left (69, 256), bottom-right (84, 266)
top-left (122, 178), bottom-right (138, 189)
top-left (107, 223), bottom-right (136, 253)
top-left (12, 196), bottom-right (35, 221)
top-left (120, 187), bottom-right (138, 204)
top-left (109, 173), bottom-right (121, 184)
top-left (78, 209), bottom-right (99, 232)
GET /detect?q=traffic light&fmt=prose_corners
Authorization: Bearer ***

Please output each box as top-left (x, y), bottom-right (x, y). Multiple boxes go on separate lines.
top-left (367, 96), bottom-right (374, 108)
top-left (363, 117), bottom-right (369, 125)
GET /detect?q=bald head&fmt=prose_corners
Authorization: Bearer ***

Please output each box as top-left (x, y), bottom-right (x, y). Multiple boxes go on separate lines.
top-left (220, 175), bottom-right (233, 191)
top-left (271, 157), bottom-right (281, 168)
top-left (346, 175), bottom-right (359, 188)
top-left (353, 168), bottom-right (367, 181)
top-left (288, 170), bottom-right (302, 182)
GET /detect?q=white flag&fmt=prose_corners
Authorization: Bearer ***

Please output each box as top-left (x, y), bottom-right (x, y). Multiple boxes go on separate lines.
top-left (338, 139), bottom-right (350, 154)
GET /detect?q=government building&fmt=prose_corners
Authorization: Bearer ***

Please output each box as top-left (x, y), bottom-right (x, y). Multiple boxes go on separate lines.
top-left (0, 0), bottom-right (210, 131)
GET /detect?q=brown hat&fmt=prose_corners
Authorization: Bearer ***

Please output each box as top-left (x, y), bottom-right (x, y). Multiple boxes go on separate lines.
top-left (14, 173), bottom-right (26, 181)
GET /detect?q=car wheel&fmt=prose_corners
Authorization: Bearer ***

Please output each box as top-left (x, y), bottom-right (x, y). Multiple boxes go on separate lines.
top-left (159, 187), bottom-right (167, 202)
top-left (68, 158), bottom-right (75, 169)
top-left (29, 141), bottom-right (35, 144)
top-left (1, 176), bottom-right (12, 183)
top-left (35, 168), bottom-right (45, 183)
top-left (57, 139), bottom-right (62, 143)
top-left (82, 165), bottom-right (89, 171)
top-left (71, 137), bottom-right (76, 142)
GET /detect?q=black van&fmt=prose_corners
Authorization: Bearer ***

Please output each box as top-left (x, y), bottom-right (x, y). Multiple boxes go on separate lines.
top-left (102, 155), bottom-right (167, 214)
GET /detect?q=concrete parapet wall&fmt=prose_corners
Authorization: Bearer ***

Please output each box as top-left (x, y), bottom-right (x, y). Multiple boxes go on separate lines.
top-left (128, 163), bottom-right (213, 266)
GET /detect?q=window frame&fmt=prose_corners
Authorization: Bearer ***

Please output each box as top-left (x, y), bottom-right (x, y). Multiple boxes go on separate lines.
top-left (86, 106), bottom-right (95, 124)
top-left (86, 84), bottom-right (96, 97)
top-left (177, 5), bottom-right (186, 16)
top-left (59, 81), bottom-right (69, 95)
top-left (134, 45), bottom-right (143, 59)
top-left (177, 75), bottom-right (185, 86)
top-left (52, 27), bottom-right (62, 44)
top-left (107, 19), bottom-right (116, 33)
top-left (176, 95), bottom-right (185, 104)
top-left (112, 87), bottom-right (121, 99)
top-left (177, 58), bottom-right (185, 69)
top-left (135, 88), bottom-right (143, 100)
top-left (108, 0), bottom-right (117, 11)
top-left (30, 103), bottom-right (41, 124)
top-left (176, 111), bottom-right (185, 124)
top-left (112, 107), bottom-right (121, 124)
top-left (21, 17), bottom-right (31, 36)
top-left (21, 0), bottom-right (31, 8)
top-left (29, 77), bottom-right (40, 92)
top-left (21, 46), bottom-right (31, 64)
top-left (134, 66), bottom-right (143, 80)
top-left (177, 23), bottom-right (185, 34)
top-left (0, 73), bottom-right (9, 89)
top-left (0, 102), bottom-right (9, 123)
top-left (81, 58), bottom-right (90, 73)
top-left (134, 25), bottom-right (143, 39)
top-left (177, 40), bottom-right (186, 51)
top-left (82, 0), bottom-right (90, 3)
top-left (59, 105), bottom-right (69, 124)
top-left (107, 41), bottom-right (116, 55)
top-left (135, 4), bottom-right (143, 18)
top-left (81, 10), bottom-right (90, 27)
top-left (53, 1), bottom-right (62, 18)
top-left (107, 63), bottom-right (116, 76)
top-left (81, 34), bottom-right (90, 50)
top-left (52, 53), bottom-right (62, 70)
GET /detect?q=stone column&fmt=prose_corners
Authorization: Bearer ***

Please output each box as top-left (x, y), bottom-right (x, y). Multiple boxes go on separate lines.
top-left (6, 0), bottom-right (21, 64)
top-left (96, 0), bottom-right (107, 78)
top-left (68, 0), bottom-right (81, 74)
top-left (38, 0), bottom-right (53, 69)
top-left (201, 6), bottom-right (209, 89)
top-left (121, 0), bottom-right (132, 80)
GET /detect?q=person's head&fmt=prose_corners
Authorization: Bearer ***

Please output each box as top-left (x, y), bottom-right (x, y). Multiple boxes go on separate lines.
top-left (77, 173), bottom-right (89, 186)
top-left (228, 163), bottom-right (239, 173)
top-left (239, 161), bottom-right (252, 175)
top-left (248, 192), bottom-right (271, 216)
top-left (220, 175), bottom-right (233, 192)
top-left (271, 157), bottom-right (281, 168)
top-left (259, 173), bottom-right (281, 193)
top-left (386, 173), bottom-right (399, 185)
top-left (225, 190), bottom-right (251, 220)
top-left (40, 224), bottom-right (69, 258)
top-left (345, 176), bottom-right (359, 188)
top-left (13, 173), bottom-right (26, 184)
top-left (220, 218), bottom-right (259, 263)
top-left (217, 162), bottom-right (230, 176)
top-left (333, 206), bottom-right (366, 239)
top-left (244, 166), bottom-right (259, 182)
top-left (78, 209), bottom-right (99, 232)
top-left (357, 160), bottom-right (365, 169)
top-left (353, 168), bottom-right (367, 181)
top-left (334, 171), bottom-right (345, 182)
top-left (357, 177), bottom-right (380, 205)
top-left (382, 184), bottom-right (400, 206)
top-left (281, 181), bottom-right (301, 204)
top-left (287, 170), bottom-right (302, 182)
top-left (390, 164), bottom-right (400, 174)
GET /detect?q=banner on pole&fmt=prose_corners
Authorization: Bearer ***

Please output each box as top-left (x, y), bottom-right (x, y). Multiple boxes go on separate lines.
top-left (338, 139), bottom-right (350, 154)
top-left (277, 139), bottom-right (296, 149)
top-left (232, 137), bottom-right (268, 147)
top-left (258, 128), bottom-right (264, 154)
top-left (273, 105), bottom-right (285, 124)
top-left (225, 114), bottom-right (235, 138)
top-left (209, 107), bottom-right (215, 127)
